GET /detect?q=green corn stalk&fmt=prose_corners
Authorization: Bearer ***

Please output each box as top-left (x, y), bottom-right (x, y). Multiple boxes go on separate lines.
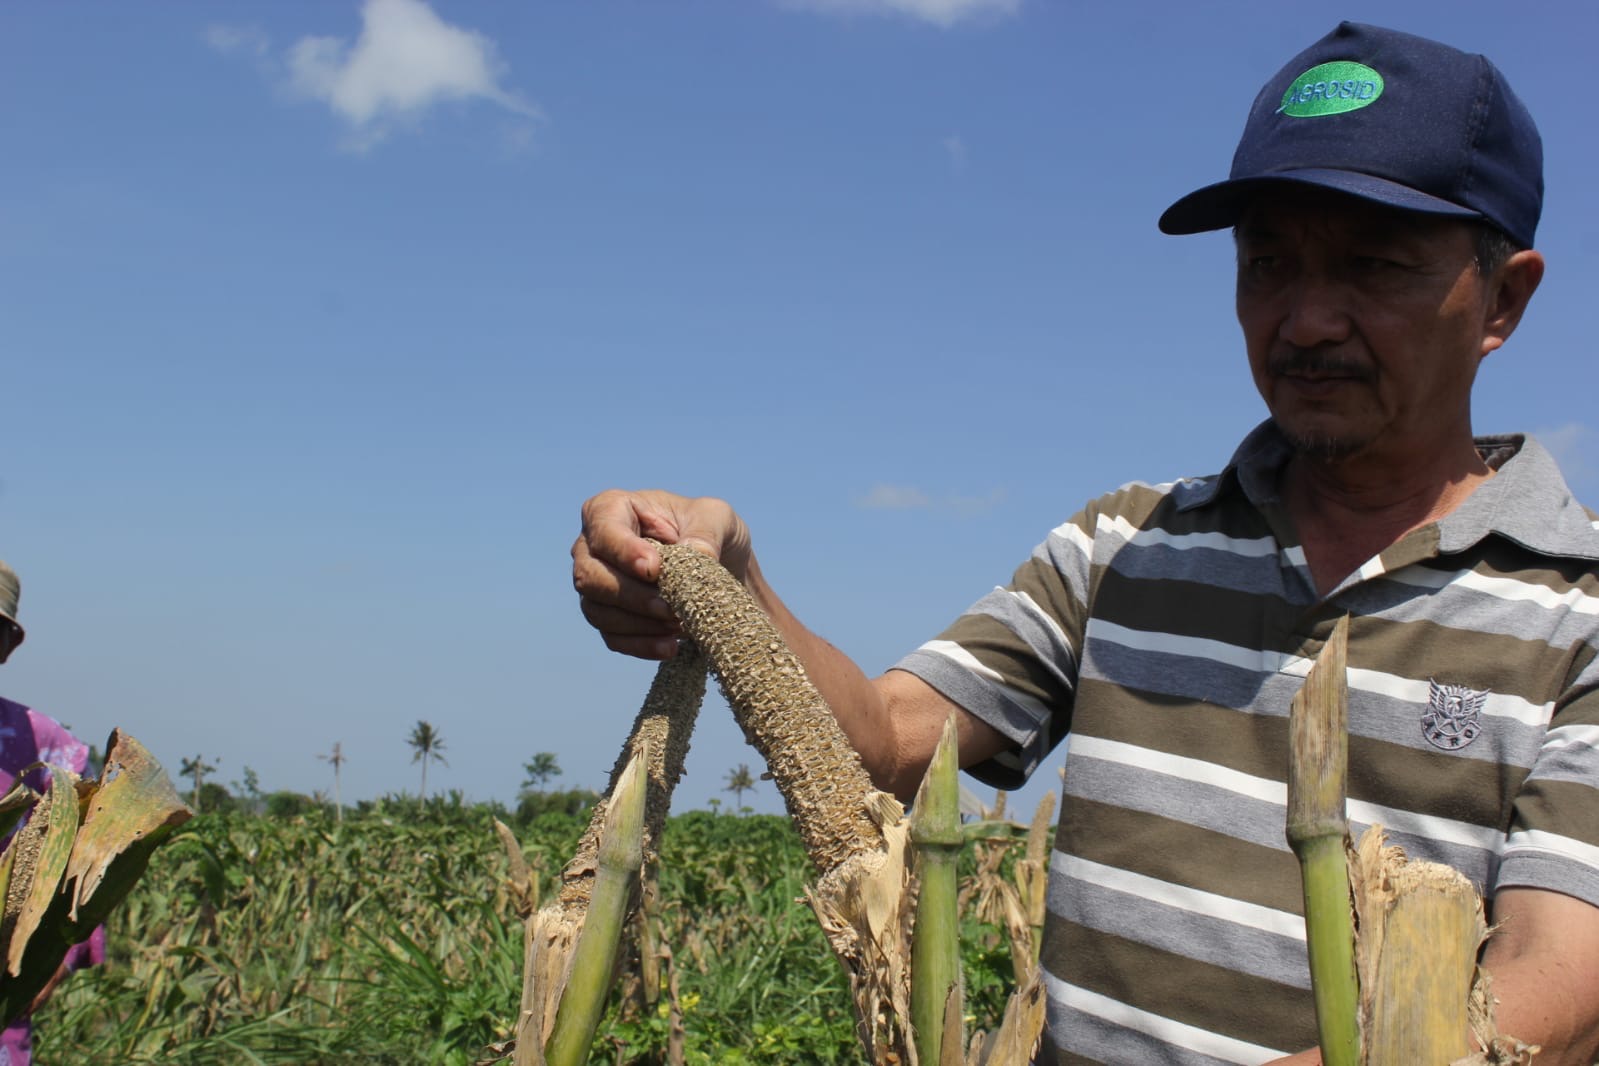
top-left (517, 642), bottom-right (707, 1065)
top-left (910, 715), bottom-right (963, 1066)
top-left (1285, 616), bottom-right (1360, 1066)
top-left (544, 747), bottom-right (650, 1066)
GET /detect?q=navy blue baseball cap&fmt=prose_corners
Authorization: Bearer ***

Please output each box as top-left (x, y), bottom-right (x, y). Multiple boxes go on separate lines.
top-left (1159, 22), bottom-right (1543, 248)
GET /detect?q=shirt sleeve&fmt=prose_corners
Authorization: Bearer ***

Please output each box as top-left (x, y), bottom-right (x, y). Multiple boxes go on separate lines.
top-left (25, 708), bottom-right (90, 779)
top-left (1495, 638), bottom-right (1599, 908)
top-left (891, 498), bottom-right (1100, 789)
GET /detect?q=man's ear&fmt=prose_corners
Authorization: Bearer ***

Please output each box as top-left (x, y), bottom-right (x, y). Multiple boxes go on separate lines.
top-left (1481, 249), bottom-right (1545, 357)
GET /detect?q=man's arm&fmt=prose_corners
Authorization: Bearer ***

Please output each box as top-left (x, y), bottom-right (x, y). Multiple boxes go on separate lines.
top-left (572, 489), bottom-right (1011, 799)
top-left (1478, 887), bottom-right (1599, 1065)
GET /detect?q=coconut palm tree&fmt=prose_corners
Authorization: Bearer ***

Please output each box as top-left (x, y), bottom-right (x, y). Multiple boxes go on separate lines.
top-left (407, 720), bottom-right (448, 805)
top-left (179, 754), bottom-right (217, 814)
top-left (318, 742), bottom-right (347, 822)
top-left (521, 751), bottom-right (562, 794)
top-left (724, 762), bottom-right (757, 811)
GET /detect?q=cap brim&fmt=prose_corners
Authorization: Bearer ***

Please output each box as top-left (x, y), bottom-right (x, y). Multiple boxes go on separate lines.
top-left (1158, 169), bottom-right (1483, 235)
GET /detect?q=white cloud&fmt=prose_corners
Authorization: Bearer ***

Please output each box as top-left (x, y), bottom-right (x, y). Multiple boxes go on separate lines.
top-left (286, 0), bottom-right (538, 150)
top-left (855, 484), bottom-right (1007, 515)
top-left (941, 134), bottom-right (967, 170)
top-left (780, 0), bottom-right (1020, 28)
top-left (205, 24), bottom-right (270, 57)
top-left (946, 487), bottom-right (1007, 516)
top-left (858, 484), bottom-right (932, 510)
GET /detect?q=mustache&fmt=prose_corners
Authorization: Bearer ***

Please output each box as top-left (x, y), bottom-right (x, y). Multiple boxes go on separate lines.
top-left (1268, 348), bottom-right (1375, 381)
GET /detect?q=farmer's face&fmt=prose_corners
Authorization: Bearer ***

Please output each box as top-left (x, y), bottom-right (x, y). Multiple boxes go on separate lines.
top-left (1234, 190), bottom-right (1502, 461)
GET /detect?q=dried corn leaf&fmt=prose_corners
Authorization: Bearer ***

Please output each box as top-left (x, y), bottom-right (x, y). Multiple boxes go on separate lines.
top-left (5, 765), bottom-right (80, 976)
top-left (63, 730), bottom-right (192, 928)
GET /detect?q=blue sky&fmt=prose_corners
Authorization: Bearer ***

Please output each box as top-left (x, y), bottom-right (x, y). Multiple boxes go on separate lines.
top-left (2, 0), bottom-right (1594, 817)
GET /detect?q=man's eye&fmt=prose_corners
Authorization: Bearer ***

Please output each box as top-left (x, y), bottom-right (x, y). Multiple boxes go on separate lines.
top-left (1353, 255), bottom-right (1400, 272)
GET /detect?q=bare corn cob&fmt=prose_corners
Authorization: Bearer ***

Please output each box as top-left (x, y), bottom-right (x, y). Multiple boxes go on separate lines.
top-left (655, 542), bottom-right (917, 1061)
top-left (654, 542), bottom-right (883, 873)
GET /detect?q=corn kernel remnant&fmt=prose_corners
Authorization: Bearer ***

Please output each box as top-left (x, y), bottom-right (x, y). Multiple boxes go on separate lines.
top-left (655, 542), bottom-right (883, 873)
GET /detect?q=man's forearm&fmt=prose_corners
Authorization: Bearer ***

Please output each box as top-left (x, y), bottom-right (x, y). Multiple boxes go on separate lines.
top-left (1478, 949), bottom-right (1599, 1065)
top-left (1477, 887), bottom-right (1599, 1066)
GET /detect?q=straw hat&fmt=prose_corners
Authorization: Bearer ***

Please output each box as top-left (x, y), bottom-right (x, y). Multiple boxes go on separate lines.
top-left (0, 560), bottom-right (25, 657)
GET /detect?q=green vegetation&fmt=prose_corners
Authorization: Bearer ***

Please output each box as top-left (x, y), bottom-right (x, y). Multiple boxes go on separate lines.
top-left (33, 796), bottom-right (1032, 1064)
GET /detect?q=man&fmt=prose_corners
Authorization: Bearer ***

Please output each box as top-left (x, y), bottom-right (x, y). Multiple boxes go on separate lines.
top-left (572, 23), bottom-right (1599, 1064)
top-left (0, 561), bottom-right (104, 1066)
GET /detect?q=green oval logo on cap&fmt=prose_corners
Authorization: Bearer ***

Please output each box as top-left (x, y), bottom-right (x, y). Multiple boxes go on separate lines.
top-left (1278, 61), bottom-right (1383, 117)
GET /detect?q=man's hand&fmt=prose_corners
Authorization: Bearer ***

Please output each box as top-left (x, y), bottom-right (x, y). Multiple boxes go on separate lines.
top-left (572, 489), bottom-right (752, 660)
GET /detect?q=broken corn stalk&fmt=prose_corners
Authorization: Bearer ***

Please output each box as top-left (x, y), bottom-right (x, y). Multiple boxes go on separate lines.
top-left (1349, 827), bottom-right (1538, 1065)
top-left (1288, 620), bottom-right (1535, 1066)
top-left (516, 640), bottom-right (708, 1066)
top-left (1015, 791), bottom-right (1055, 975)
top-left (910, 715), bottom-right (963, 1066)
top-left (543, 749), bottom-right (650, 1066)
top-left (1285, 615), bottom-right (1360, 1066)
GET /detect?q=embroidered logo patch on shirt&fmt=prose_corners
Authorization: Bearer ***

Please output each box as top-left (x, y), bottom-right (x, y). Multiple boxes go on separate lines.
top-left (1422, 680), bottom-right (1486, 751)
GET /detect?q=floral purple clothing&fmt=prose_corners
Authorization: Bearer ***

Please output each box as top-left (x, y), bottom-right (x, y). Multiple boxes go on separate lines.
top-left (0, 696), bottom-right (103, 1066)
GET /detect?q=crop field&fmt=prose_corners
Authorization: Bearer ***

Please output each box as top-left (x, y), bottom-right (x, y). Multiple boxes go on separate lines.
top-left (31, 797), bottom-right (1031, 1065)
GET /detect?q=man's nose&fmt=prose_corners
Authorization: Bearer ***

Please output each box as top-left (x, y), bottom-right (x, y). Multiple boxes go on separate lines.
top-left (1277, 276), bottom-right (1354, 349)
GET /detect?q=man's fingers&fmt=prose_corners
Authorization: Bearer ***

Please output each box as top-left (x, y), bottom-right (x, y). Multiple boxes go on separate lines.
top-left (579, 490), bottom-right (663, 582)
top-left (600, 632), bottom-right (682, 661)
top-left (571, 531), bottom-right (668, 617)
top-left (578, 597), bottom-right (678, 638)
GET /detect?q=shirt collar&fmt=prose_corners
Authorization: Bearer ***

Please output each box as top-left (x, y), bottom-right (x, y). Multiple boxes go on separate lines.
top-left (1174, 421), bottom-right (1599, 562)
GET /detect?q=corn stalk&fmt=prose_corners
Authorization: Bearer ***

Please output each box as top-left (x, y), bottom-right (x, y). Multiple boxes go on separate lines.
top-left (910, 715), bottom-right (963, 1066)
top-left (514, 639), bottom-right (708, 1065)
top-left (1286, 615), bottom-right (1361, 1066)
top-left (1288, 620), bottom-right (1535, 1066)
top-left (543, 749), bottom-right (649, 1066)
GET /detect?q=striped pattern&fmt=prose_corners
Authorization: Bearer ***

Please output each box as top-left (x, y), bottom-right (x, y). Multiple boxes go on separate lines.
top-left (894, 425), bottom-right (1599, 1063)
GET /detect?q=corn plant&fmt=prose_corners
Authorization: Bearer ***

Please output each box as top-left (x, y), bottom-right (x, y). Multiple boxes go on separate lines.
top-left (1289, 618), bottom-right (1536, 1065)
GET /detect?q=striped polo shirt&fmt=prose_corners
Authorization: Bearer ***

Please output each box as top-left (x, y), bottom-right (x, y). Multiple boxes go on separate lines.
top-left (893, 422), bottom-right (1599, 1064)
